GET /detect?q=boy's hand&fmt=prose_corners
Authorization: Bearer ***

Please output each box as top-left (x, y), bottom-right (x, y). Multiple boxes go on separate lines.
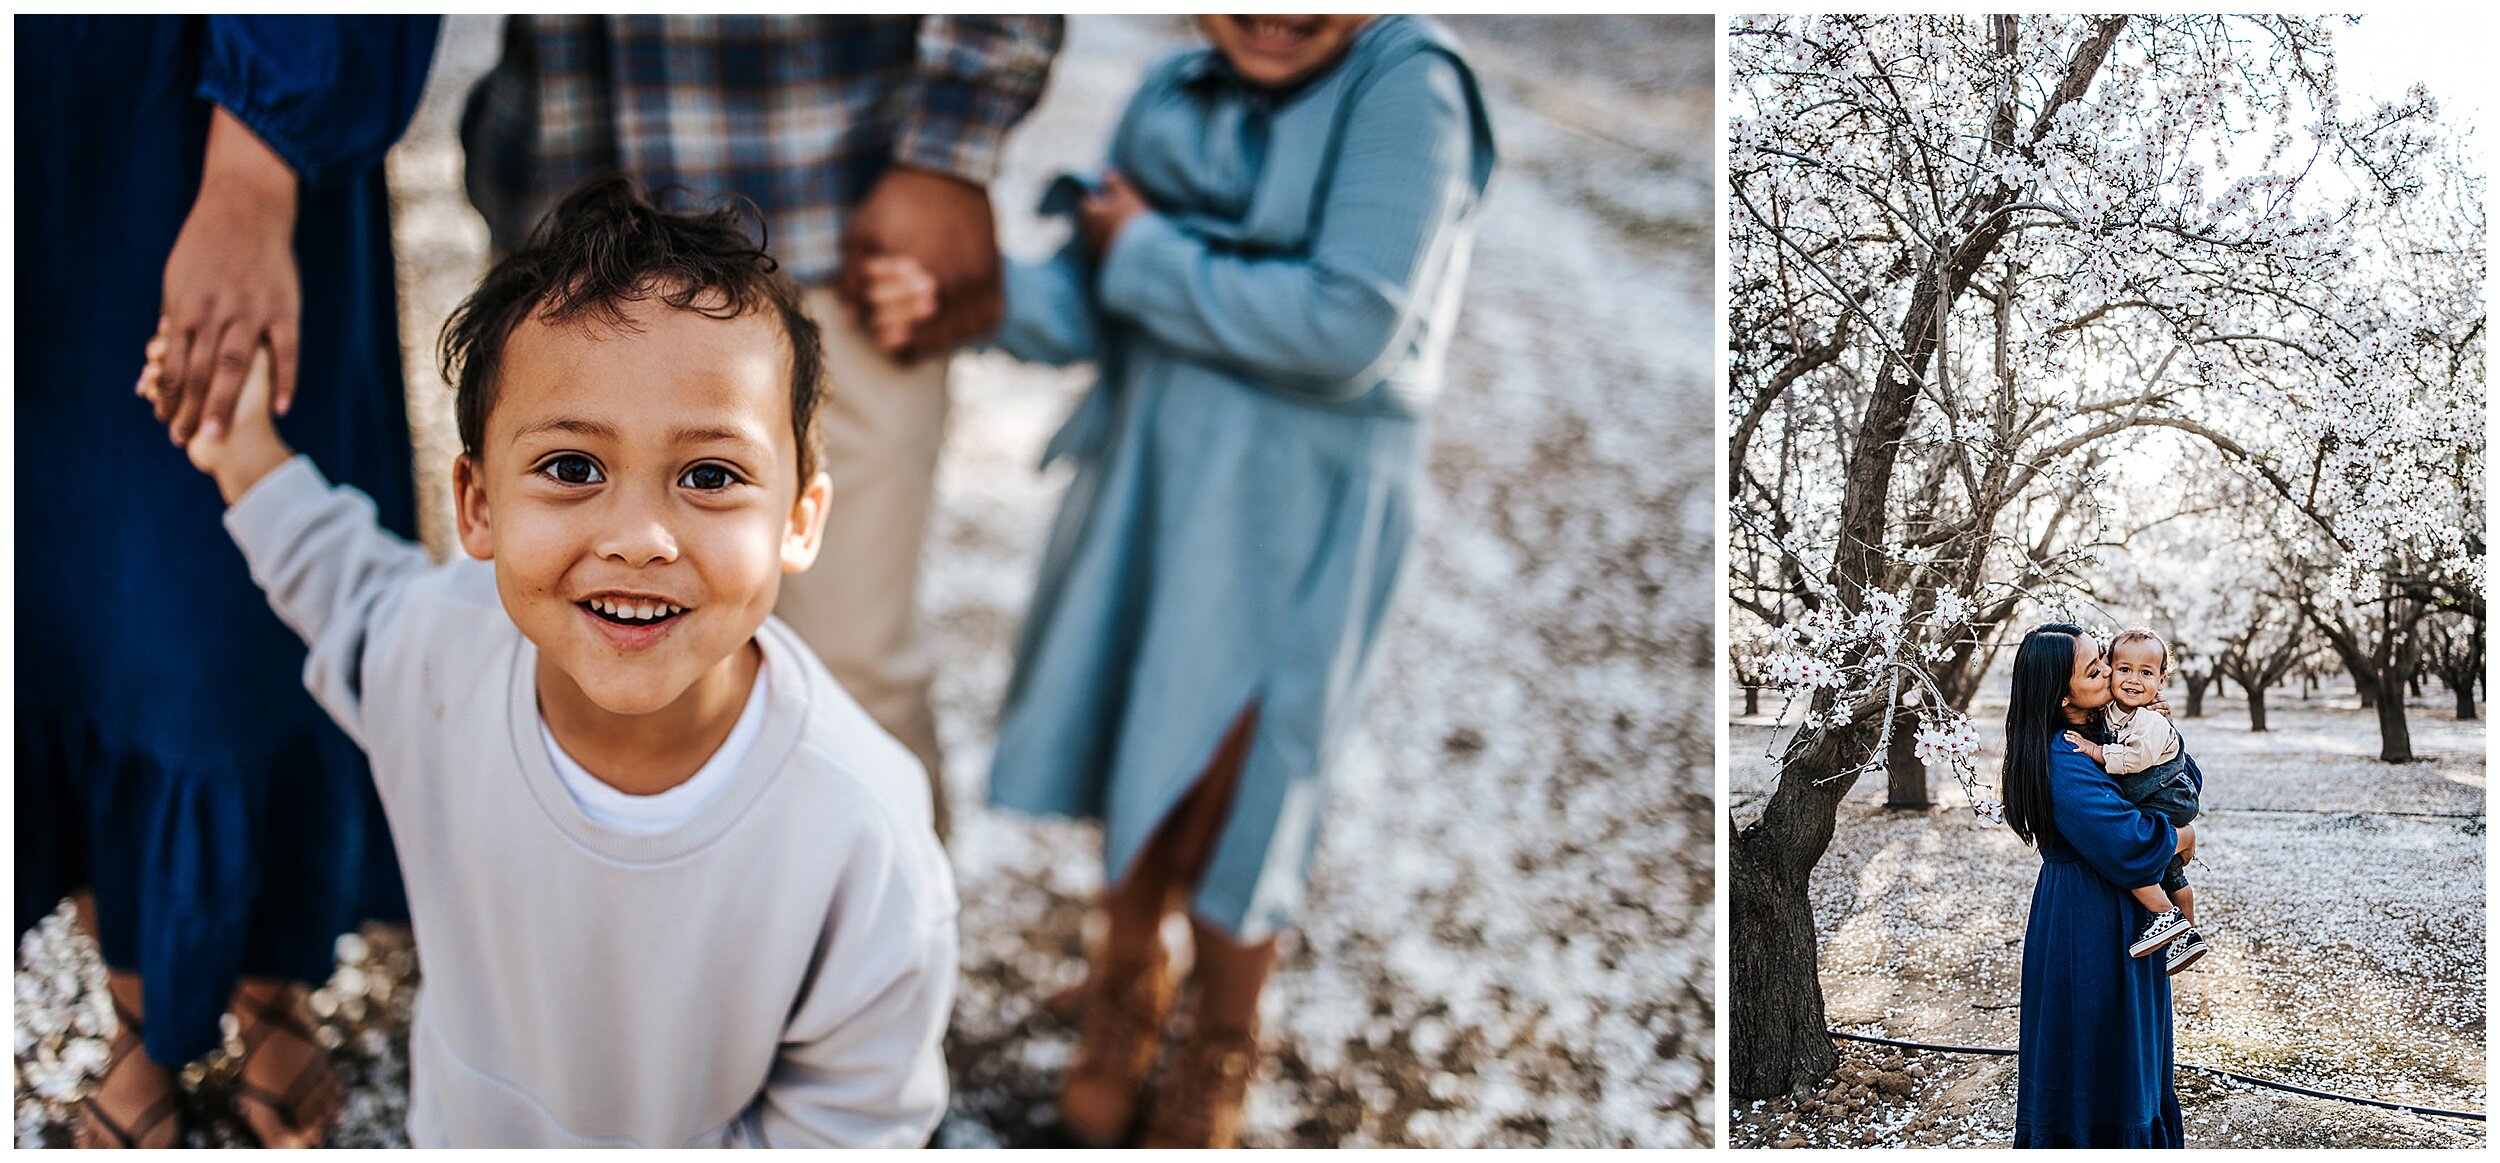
top-left (139, 319), bottom-right (293, 504)
top-left (2060, 730), bottom-right (2104, 763)
top-left (856, 255), bottom-right (940, 357)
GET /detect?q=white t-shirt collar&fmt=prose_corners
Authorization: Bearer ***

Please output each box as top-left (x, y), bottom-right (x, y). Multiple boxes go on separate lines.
top-left (540, 656), bottom-right (772, 836)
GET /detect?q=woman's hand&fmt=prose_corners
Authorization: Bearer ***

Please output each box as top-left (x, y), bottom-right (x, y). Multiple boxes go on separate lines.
top-left (1077, 171), bottom-right (1149, 262)
top-left (157, 106), bottom-right (299, 446)
top-left (2174, 822), bottom-right (2196, 863)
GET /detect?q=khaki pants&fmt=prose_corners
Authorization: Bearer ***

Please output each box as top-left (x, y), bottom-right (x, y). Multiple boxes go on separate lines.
top-left (777, 287), bottom-right (951, 840)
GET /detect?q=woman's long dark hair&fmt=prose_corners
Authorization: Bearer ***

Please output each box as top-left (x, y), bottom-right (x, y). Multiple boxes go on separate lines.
top-left (2002, 623), bottom-right (2088, 850)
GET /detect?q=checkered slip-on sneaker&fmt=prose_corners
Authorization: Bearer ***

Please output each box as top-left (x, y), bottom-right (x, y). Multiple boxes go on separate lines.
top-left (2164, 928), bottom-right (2210, 975)
top-left (2129, 907), bottom-right (2191, 958)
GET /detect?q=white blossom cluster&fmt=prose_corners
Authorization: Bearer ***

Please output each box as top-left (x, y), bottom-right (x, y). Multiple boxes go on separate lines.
top-left (1910, 718), bottom-right (1979, 769)
top-left (1762, 650), bottom-right (1840, 691)
top-left (1761, 589), bottom-right (1918, 732)
top-left (1744, 558), bottom-right (2002, 814)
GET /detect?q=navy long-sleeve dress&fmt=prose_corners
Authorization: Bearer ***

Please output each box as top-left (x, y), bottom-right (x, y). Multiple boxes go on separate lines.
top-left (2013, 736), bottom-right (2185, 1147)
top-left (15, 15), bottom-right (438, 1066)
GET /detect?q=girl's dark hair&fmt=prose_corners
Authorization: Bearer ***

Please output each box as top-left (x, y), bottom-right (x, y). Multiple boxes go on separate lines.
top-left (439, 174), bottom-right (824, 480)
top-left (2001, 623), bottom-right (2088, 850)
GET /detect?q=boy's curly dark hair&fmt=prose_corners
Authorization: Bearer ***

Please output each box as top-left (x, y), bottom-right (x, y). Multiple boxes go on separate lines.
top-left (439, 174), bottom-right (825, 480)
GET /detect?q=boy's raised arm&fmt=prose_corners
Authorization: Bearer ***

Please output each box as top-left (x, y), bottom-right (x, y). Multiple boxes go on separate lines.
top-left (220, 455), bottom-right (434, 752)
top-left (145, 342), bottom-right (433, 748)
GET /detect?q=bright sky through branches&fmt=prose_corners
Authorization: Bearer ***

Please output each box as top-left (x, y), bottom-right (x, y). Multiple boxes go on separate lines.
top-left (2336, 10), bottom-right (2489, 132)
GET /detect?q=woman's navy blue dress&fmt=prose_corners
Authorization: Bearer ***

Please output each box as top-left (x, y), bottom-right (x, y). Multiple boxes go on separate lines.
top-left (2013, 736), bottom-right (2185, 1147)
top-left (15, 15), bottom-right (439, 1065)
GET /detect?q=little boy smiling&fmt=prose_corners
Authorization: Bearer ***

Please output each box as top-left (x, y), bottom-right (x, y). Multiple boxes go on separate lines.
top-left (145, 177), bottom-right (957, 1147)
top-left (463, 290), bottom-right (816, 790)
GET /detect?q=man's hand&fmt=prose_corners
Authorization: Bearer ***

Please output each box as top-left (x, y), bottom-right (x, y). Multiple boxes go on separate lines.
top-left (1076, 170), bottom-right (1148, 263)
top-left (2061, 730), bottom-right (2104, 764)
top-left (158, 106), bottom-right (300, 447)
top-left (840, 166), bottom-right (1002, 363)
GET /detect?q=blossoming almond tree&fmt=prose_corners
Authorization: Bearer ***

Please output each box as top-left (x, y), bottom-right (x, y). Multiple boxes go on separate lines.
top-left (2270, 142), bottom-right (2485, 760)
top-left (1724, 13), bottom-right (2475, 1098)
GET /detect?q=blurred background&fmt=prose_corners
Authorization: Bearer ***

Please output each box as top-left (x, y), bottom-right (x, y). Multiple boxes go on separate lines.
top-left (16, 14), bottom-right (1716, 1148)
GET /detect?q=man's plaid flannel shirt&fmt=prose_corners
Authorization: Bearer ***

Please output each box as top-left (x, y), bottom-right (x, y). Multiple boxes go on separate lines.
top-left (462, 15), bottom-right (1063, 286)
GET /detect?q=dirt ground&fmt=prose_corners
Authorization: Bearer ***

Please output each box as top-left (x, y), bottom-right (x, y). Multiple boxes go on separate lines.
top-left (16, 15), bottom-right (1715, 1148)
top-left (1728, 691), bottom-right (2487, 1148)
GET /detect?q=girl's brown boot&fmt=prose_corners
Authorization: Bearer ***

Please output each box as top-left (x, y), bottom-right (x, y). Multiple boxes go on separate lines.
top-left (1056, 944), bottom-right (1174, 1145)
top-left (1138, 1018), bottom-right (1259, 1148)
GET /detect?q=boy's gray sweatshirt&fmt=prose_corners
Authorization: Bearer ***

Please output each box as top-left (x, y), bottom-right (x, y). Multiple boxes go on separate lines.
top-left (225, 457), bottom-right (956, 1147)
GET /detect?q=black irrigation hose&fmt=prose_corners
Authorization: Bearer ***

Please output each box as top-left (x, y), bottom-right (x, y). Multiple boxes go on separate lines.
top-left (1828, 1029), bottom-right (2011, 1057)
top-left (1825, 1029), bottom-right (2486, 1123)
top-left (2207, 806), bottom-right (2485, 821)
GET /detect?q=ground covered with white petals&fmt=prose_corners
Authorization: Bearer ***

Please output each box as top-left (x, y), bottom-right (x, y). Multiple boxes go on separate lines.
top-left (17, 15), bottom-right (1714, 1149)
top-left (1730, 695), bottom-right (2485, 1148)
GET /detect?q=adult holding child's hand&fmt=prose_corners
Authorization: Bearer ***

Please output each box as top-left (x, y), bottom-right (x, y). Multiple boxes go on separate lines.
top-left (840, 164), bottom-right (1008, 363)
top-left (15, 15), bottom-right (438, 1148)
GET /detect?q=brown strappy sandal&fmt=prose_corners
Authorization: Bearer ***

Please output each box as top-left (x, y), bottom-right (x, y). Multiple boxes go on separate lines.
top-left (73, 1000), bottom-right (184, 1149)
top-left (230, 987), bottom-right (342, 1148)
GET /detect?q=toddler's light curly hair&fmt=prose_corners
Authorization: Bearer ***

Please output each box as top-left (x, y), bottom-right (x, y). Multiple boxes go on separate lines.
top-left (2107, 626), bottom-right (2171, 676)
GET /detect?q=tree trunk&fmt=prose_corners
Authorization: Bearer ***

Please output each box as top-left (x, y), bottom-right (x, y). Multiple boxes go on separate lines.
top-left (1745, 685), bottom-right (1762, 717)
top-left (2349, 660), bottom-right (2379, 708)
top-left (2375, 670), bottom-right (2414, 762)
top-left (2184, 673), bottom-right (2210, 719)
top-left (1729, 723), bottom-right (1867, 1098)
top-left (1729, 855), bottom-right (1835, 1100)
top-left (2455, 680), bottom-right (2476, 721)
top-left (2245, 683), bottom-right (2268, 733)
top-left (1884, 713), bottom-right (1929, 810)
top-left (2302, 672), bottom-right (2314, 701)
top-left (1728, 14), bottom-right (2126, 1102)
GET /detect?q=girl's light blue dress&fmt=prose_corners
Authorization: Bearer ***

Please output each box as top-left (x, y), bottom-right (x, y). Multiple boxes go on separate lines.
top-left (985, 15), bottom-right (1496, 939)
